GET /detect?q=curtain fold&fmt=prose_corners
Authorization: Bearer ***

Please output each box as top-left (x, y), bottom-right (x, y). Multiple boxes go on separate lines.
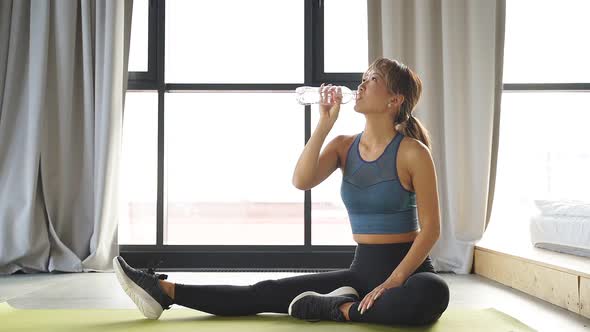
top-left (367, 0), bottom-right (506, 273)
top-left (0, 0), bottom-right (132, 274)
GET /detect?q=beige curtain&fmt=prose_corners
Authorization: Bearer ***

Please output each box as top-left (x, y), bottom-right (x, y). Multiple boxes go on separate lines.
top-left (368, 0), bottom-right (506, 273)
top-left (0, 0), bottom-right (132, 274)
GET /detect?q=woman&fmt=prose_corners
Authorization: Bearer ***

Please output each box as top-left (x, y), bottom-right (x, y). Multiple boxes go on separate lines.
top-left (113, 57), bottom-right (450, 326)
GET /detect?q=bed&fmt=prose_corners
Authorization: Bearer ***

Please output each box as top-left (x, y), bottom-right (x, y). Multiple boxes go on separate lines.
top-left (530, 200), bottom-right (590, 258)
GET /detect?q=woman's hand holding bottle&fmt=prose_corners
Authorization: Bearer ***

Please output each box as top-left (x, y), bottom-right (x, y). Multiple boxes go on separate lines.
top-left (318, 83), bottom-right (342, 130)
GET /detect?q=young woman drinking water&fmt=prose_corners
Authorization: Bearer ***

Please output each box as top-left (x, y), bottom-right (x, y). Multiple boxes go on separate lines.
top-left (113, 57), bottom-right (449, 326)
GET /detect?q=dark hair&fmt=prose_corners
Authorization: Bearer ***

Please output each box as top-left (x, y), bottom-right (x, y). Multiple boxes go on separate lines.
top-left (367, 57), bottom-right (432, 149)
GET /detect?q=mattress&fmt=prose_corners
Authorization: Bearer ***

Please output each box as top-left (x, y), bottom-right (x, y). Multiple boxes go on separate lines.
top-left (530, 214), bottom-right (590, 258)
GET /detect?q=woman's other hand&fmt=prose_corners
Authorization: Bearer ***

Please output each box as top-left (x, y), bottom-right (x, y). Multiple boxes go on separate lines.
top-left (357, 277), bottom-right (404, 315)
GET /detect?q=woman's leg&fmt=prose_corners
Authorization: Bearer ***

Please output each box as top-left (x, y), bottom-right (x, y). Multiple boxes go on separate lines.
top-left (173, 269), bottom-right (361, 316)
top-left (347, 272), bottom-right (449, 326)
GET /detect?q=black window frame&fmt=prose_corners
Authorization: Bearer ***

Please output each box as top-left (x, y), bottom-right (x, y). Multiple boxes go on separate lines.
top-left (121, 0), bottom-right (363, 271)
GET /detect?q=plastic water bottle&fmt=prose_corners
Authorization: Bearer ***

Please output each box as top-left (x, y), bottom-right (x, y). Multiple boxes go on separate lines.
top-left (295, 86), bottom-right (357, 105)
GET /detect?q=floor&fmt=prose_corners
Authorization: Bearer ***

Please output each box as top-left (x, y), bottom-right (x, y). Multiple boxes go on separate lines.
top-left (0, 271), bottom-right (588, 331)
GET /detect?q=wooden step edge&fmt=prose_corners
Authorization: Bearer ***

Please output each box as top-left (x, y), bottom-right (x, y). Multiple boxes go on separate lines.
top-left (474, 245), bottom-right (590, 279)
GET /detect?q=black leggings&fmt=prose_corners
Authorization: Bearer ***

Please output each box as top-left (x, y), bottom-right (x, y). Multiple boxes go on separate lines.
top-left (174, 242), bottom-right (450, 326)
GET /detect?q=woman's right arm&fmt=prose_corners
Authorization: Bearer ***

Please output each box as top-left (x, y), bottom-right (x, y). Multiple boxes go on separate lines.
top-left (292, 123), bottom-right (343, 191)
top-left (292, 84), bottom-right (343, 191)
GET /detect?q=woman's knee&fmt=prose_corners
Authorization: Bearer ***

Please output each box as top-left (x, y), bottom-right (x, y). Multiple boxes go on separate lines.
top-left (251, 279), bottom-right (280, 298)
top-left (405, 273), bottom-right (450, 324)
top-left (408, 273), bottom-right (449, 302)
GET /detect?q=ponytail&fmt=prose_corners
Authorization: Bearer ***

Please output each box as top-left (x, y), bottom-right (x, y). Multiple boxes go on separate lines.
top-left (395, 101), bottom-right (431, 149)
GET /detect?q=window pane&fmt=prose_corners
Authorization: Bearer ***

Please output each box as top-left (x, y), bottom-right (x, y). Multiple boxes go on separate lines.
top-left (490, 92), bottom-right (590, 234)
top-left (503, 0), bottom-right (590, 83)
top-left (118, 92), bottom-right (158, 244)
top-left (324, 0), bottom-right (368, 73)
top-left (165, 0), bottom-right (304, 83)
top-left (165, 92), bottom-right (304, 245)
top-left (128, 0), bottom-right (149, 72)
top-left (311, 102), bottom-right (364, 245)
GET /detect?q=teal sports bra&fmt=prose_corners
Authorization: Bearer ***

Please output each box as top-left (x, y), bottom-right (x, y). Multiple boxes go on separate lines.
top-left (340, 132), bottom-right (419, 234)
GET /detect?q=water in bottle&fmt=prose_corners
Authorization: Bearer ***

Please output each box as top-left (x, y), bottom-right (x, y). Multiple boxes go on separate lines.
top-left (295, 86), bottom-right (357, 105)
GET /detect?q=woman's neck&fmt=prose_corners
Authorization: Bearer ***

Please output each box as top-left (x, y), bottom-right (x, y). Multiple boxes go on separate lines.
top-left (362, 115), bottom-right (397, 147)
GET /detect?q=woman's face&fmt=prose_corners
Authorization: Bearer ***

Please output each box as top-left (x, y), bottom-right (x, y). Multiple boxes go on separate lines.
top-left (354, 69), bottom-right (400, 114)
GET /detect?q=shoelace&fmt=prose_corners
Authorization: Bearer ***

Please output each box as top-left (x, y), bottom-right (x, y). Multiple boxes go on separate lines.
top-left (141, 259), bottom-right (173, 309)
top-left (145, 259), bottom-right (168, 280)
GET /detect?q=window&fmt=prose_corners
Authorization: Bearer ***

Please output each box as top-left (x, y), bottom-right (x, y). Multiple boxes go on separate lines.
top-left (119, 92), bottom-right (158, 245)
top-left (165, 0), bottom-right (304, 83)
top-left (128, 0), bottom-right (150, 72)
top-left (323, 0), bottom-right (368, 73)
top-left (487, 0), bottom-right (590, 241)
top-left (502, 0), bottom-right (590, 83)
top-left (120, 0), bottom-right (368, 269)
top-left (164, 92), bottom-right (304, 245)
top-left (493, 92), bottom-right (590, 222)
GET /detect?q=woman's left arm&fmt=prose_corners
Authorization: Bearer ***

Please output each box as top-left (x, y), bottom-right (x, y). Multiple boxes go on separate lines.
top-left (359, 140), bottom-right (441, 314)
top-left (388, 139), bottom-right (441, 284)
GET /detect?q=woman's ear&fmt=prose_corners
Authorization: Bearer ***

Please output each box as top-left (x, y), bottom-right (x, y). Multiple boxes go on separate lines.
top-left (391, 95), bottom-right (404, 107)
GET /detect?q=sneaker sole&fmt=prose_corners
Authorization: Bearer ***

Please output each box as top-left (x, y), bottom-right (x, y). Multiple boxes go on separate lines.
top-left (288, 286), bottom-right (359, 316)
top-left (112, 257), bottom-right (164, 320)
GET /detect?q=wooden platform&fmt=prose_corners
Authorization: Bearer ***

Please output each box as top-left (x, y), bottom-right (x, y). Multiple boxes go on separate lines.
top-left (474, 223), bottom-right (590, 319)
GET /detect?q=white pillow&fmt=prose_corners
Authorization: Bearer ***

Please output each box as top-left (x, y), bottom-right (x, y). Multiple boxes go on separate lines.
top-left (534, 200), bottom-right (590, 218)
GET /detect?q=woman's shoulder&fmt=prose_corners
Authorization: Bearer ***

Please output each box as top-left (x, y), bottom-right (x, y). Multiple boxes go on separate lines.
top-left (330, 134), bottom-right (358, 168)
top-left (330, 134), bottom-right (357, 148)
top-left (398, 135), bottom-right (432, 165)
top-left (338, 134), bottom-right (359, 152)
top-left (399, 135), bottom-right (428, 150)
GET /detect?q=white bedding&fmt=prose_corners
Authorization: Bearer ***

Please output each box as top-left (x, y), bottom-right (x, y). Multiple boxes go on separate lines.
top-left (530, 214), bottom-right (590, 258)
top-left (534, 199), bottom-right (590, 217)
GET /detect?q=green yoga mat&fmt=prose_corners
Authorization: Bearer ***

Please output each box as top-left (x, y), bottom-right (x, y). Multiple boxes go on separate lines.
top-left (0, 302), bottom-right (535, 332)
